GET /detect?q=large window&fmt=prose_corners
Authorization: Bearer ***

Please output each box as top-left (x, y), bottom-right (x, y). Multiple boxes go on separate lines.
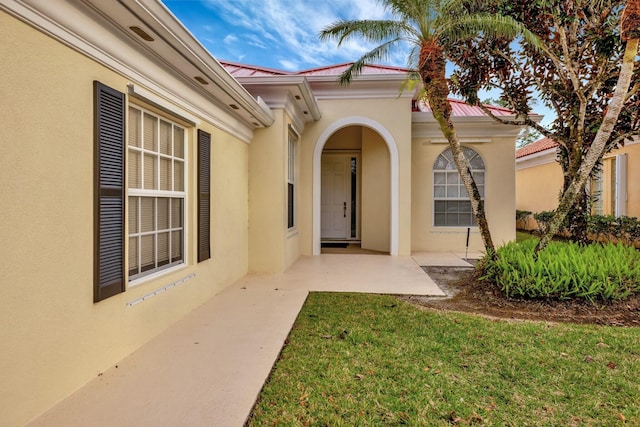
top-left (127, 106), bottom-right (185, 280)
top-left (287, 126), bottom-right (297, 229)
top-left (433, 147), bottom-right (485, 227)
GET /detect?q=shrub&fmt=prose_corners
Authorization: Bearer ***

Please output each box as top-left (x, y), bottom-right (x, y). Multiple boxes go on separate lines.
top-left (480, 239), bottom-right (640, 303)
top-left (588, 214), bottom-right (640, 244)
top-left (515, 210), bottom-right (533, 230)
top-left (515, 210), bottom-right (532, 222)
top-left (532, 210), bottom-right (557, 232)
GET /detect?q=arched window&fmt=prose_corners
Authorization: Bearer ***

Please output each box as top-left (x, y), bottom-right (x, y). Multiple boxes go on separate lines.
top-left (433, 147), bottom-right (485, 227)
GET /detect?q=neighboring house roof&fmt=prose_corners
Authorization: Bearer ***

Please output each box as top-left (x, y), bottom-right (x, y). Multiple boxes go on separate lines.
top-left (516, 137), bottom-right (559, 158)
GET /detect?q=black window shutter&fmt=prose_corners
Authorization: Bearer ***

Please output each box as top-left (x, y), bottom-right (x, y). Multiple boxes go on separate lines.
top-left (198, 129), bottom-right (211, 262)
top-left (94, 81), bottom-right (126, 302)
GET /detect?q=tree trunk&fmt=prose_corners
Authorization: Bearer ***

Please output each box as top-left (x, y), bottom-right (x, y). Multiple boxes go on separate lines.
top-left (535, 37), bottom-right (639, 253)
top-left (567, 190), bottom-right (589, 244)
top-left (420, 41), bottom-right (496, 256)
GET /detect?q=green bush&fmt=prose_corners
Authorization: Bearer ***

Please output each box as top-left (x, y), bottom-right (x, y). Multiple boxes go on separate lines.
top-left (588, 214), bottom-right (640, 242)
top-left (515, 210), bottom-right (532, 222)
top-left (481, 239), bottom-right (640, 302)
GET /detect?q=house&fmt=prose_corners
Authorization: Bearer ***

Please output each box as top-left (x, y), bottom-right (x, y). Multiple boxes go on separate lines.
top-left (0, 1), bottom-right (527, 425)
top-left (516, 137), bottom-right (640, 229)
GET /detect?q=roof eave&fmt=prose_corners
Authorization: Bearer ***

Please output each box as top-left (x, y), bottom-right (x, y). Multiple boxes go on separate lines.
top-left (233, 75), bottom-right (321, 121)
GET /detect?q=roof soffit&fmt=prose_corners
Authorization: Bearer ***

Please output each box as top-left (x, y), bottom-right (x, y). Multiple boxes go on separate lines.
top-left (234, 75), bottom-right (321, 122)
top-left (306, 74), bottom-right (415, 99)
top-left (412, 113), bottom-right (526, 139)
top-left (3, 0), bottom-right (274, 135)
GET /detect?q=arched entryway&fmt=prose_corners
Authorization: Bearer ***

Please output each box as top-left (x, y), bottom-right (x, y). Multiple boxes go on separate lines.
top-left (313, 117), bottom-right (399, 255)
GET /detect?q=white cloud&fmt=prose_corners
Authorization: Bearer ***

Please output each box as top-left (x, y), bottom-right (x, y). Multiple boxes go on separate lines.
top-left (192, 0), bottom-right (407, 70)
top-left (223, 34), bottom-right (238, 44)
top-left (278, 59), bottom-right (299, 71)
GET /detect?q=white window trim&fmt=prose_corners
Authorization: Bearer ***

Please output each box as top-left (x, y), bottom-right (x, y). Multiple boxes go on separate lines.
top-left (127, 104), bottom-right (188, 285)
top-left (433, 147), bottom-right (485, 228)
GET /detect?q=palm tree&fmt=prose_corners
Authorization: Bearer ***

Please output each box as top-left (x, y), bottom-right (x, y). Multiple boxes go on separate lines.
top-left (319, 0), bottom-right (537, 256)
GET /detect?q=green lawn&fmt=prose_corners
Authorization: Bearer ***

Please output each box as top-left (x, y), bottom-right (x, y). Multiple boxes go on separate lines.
top-left (249, 293), bottom-right (640, 426)
top-left (516, 230), bottom-right (537, 243)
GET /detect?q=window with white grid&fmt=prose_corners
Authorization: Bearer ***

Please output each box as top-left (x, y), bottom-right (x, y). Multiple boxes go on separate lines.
top-left (128, 106), bottom-right (185, 281)
top-left (433, 147), bottom-right (485, 227)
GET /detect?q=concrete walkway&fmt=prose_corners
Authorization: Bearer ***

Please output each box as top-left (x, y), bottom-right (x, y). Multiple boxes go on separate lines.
top-left (28, 253), bottom-right (474, 427)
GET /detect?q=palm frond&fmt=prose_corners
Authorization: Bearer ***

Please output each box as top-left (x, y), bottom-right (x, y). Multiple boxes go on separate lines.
top-left (319, 19), bottom-right (406, 46)
top-left (439, 13), bottom-right (543, 51)
top-left (337, 38), bottom-right (403, 85)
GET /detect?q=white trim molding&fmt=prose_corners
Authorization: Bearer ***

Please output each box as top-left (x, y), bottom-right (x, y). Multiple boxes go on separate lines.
top-left (313, 116), bottom-right (399, 256)
top-left (515, 148), bottom-right (557, 171)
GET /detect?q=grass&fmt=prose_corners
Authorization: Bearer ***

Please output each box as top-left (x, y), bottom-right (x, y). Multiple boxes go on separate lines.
top-left (516, 230), bottom-right (536, 243)
top-left (249, 293), bottom-right (640, 426)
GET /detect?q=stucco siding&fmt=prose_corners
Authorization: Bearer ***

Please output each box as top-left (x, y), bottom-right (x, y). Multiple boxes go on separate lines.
top-left (300, 97), bottom-right (413, 255)
top-left (361, 128), bottom-right (391, 252)
top-left (516, 159), bottom-right (563, 213)
top-left (0, 14), bottom-right (249, 427)
top-left (412, 138), bottom-right (516, 252)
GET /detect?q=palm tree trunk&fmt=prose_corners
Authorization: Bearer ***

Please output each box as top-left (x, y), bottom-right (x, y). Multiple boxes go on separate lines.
top-left (535, 36), bottom-right (639, 253)
top-left (420, 41), bottom-right (496, 256)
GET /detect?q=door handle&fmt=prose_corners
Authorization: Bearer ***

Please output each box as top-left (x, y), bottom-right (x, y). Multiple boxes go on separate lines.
top-left (343, 202), bottom-right (347, 218)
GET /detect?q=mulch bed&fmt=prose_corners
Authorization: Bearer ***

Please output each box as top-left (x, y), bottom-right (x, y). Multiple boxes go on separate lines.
top-left (400, 266), bottom-right (640, 327)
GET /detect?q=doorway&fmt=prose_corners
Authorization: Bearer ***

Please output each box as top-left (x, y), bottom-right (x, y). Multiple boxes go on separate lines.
top-left (312, 117), bottom-right (399, 256)
top-left (321, 153), bottom-right (360, 243)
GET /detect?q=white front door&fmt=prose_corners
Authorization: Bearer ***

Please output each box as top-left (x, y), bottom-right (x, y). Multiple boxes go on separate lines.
top-left (321, 154), bottom-right (354, 240)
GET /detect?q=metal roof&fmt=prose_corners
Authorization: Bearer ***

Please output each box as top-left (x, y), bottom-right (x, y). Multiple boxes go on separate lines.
top-left (221, 61), bottom-right (536, 118)
top-left (220, 61), bottom-right (409, 77)
top-left (415, 98), bottom-right (519, 117)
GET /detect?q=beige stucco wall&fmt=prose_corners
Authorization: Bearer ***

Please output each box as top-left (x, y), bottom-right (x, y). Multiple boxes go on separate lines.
top-left (248, 112), bottom-right (285, 273)
top-left (298, 96), bottom-right (413, 256)
top-left (249, 110), bottom-right (303, 273)
top-left (616, 142), bottom-right (640, 218)
top-left (361, 128), bottom-right (391, 252)
top-left (412, 138), bottom-right (517, 252)
top-left (0, 14), bottom-right (249, 427)
top-left (516, 142), bottom-right (640, 220)
top-left (515, 159), bottom-right (563, 213)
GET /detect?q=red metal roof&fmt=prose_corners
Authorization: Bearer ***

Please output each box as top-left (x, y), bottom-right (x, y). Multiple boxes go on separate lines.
top-left (220, 61), bottom-right (409, 77)
top-left (220, 60), bottom-right (288, 77)
top-left (515, 137), bottom-right (559, 158)
top-left (221, 61), bottom-right (531, 118)
top-left (416, 98), bottom-right (518, 117)
top-left (294, 62), bottom-right (409, 76)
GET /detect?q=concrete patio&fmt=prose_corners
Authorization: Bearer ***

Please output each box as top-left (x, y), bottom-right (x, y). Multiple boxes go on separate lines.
top-left (27, 253), bottom-right (477, 427)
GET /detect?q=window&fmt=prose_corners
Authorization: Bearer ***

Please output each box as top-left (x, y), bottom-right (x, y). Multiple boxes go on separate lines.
top-left (127, 106), bottom-right (185, 281)
top-left (590, 154), bottom-right (627, 216)
top-left (94, 81), bottom-right (211, 301)
top-left (287, 126), bottom-right (297, 229)
top-left (433, 147), bottom-right (485, 227)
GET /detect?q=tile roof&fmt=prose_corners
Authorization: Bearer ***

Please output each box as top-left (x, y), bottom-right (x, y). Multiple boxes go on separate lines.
top-left (515, 137), bottom-right (559, 158)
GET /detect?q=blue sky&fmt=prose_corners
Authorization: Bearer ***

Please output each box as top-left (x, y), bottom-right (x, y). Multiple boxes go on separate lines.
top-left (162, 0), bottom-right (404, 71)
top-left (161, 0), bottom-right (552, 125)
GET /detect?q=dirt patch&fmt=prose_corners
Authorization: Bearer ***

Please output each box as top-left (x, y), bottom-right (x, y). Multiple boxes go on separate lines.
top-left (400, 266), bottom-right (640, 327)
